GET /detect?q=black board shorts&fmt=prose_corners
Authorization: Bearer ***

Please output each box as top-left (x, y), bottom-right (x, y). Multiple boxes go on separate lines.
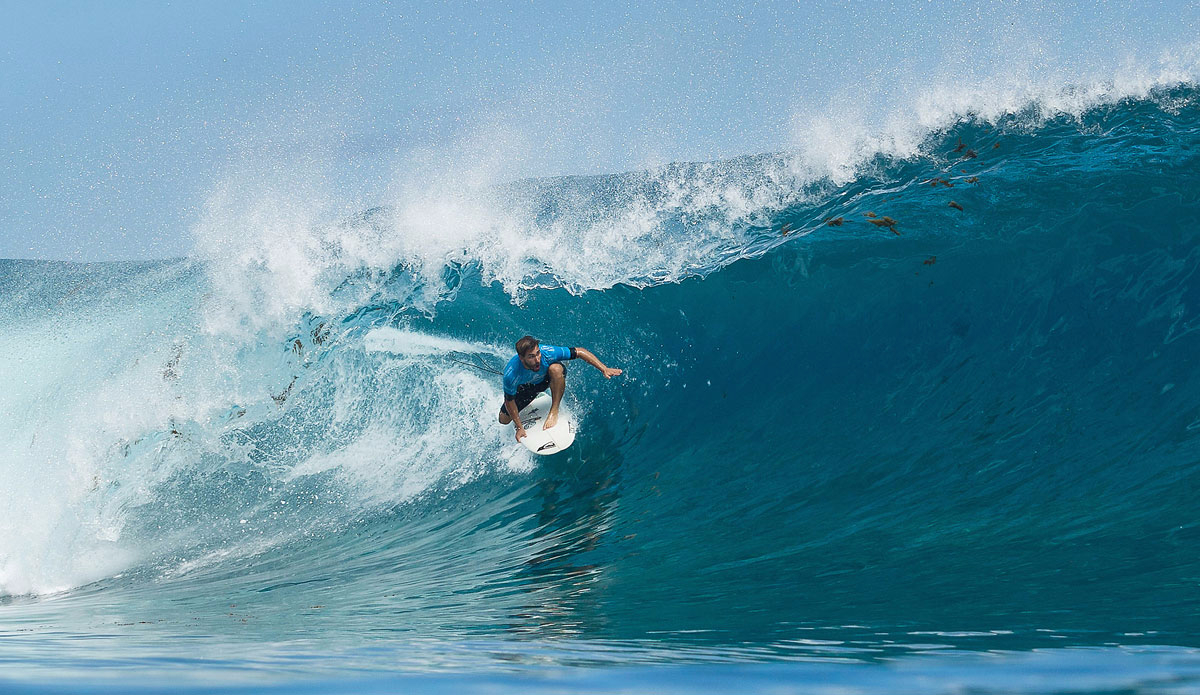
top-left (499, 364), bottom-right (567, 415)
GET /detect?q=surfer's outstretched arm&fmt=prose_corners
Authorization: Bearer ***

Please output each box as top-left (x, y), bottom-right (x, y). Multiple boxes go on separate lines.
top-left (573, 347), bottom-right (623, 379)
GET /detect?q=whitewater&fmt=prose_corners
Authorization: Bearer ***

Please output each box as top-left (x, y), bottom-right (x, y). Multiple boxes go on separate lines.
top-left (2, 74), bottom-right (1200, 693)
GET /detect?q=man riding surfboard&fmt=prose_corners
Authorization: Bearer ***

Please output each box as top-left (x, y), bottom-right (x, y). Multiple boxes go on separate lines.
top-left (498, 335), bottom-right (622, 443)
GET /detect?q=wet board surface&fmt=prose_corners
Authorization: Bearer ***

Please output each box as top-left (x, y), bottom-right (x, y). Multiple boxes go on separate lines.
top-left (517, 392), bottom-right (577, 455)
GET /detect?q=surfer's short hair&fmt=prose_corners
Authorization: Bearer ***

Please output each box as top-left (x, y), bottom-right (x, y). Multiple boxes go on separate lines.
top-left (515, 335), bottom-right (539, 356)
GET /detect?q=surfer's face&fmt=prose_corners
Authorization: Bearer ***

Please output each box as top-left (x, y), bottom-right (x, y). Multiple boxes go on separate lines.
top-left (520, 346), bottom-right (542, 370)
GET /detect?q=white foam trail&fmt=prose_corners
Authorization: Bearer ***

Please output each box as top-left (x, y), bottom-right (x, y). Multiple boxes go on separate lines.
top-left (362, 328), bottom-right (509, 359)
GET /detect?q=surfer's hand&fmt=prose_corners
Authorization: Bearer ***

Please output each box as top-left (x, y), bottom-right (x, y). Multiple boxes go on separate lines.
top-left (602, 367), bottom-right (623, 379)
top-left (515, 427), bottom-right (527, 443)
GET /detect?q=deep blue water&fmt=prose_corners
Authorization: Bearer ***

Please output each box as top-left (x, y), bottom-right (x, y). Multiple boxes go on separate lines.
top-left (1, 85), bottom-right (1199, 693)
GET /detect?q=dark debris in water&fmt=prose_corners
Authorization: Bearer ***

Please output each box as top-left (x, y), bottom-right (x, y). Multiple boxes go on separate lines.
top-left (798, 125), bottom-right (1002, 249)
top-left (869, 217), bottom-right (900, 235)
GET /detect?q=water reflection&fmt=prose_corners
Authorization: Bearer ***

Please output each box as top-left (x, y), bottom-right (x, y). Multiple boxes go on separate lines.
top-left (507, 427), bottom-right (625, 638)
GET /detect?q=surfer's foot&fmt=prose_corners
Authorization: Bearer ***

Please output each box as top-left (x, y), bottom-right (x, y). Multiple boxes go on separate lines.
top-left (543, 410), bottom-right (559, 430)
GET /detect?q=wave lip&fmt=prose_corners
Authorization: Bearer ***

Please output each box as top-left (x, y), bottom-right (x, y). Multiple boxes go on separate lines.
top-left (188, 65), bottom-right (1200, 344)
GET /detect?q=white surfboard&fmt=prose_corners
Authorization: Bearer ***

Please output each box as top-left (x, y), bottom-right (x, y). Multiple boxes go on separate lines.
top-left (517, 392), bottom-right (577, 455)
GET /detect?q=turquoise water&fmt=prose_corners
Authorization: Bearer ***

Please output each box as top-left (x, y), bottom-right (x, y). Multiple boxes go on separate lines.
top-left (2, 85), bottom-right (1200, 693)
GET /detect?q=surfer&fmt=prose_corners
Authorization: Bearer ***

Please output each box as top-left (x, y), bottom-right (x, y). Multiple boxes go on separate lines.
top-left (498, 335), bottom-right (622, 442)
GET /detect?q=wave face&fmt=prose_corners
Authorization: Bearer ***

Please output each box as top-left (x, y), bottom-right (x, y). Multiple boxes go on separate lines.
top-left (2, 84), bottom-right (1200, 690)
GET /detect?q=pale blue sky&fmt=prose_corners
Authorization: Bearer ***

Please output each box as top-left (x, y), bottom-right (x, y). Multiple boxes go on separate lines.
top-left (1, 1), bottom-right (1196, 260)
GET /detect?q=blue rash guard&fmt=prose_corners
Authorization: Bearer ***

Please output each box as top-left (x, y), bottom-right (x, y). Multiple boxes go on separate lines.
top-left (503, 345), bottom-right (576, 398)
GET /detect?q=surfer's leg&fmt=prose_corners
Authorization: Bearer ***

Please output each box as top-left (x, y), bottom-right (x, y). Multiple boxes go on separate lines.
top-left (544, 362), bottom-right (565, 429)
top-left (499, 394), bottom-right (524, 425)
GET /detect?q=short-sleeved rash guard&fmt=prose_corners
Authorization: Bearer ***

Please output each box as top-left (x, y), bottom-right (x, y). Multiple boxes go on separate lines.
top-left (503, 345), bottom-right (575, 396)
